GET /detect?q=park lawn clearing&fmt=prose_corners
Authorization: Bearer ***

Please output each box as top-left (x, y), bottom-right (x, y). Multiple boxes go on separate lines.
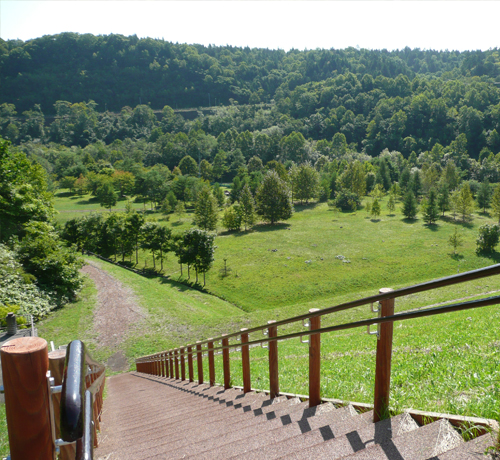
top-left (120, 197), bottom-right (500, 313)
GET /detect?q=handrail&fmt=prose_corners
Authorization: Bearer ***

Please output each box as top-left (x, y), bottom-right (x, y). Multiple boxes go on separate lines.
top-left (139, 263), bottom-right (500, 357)
top-left (59, 340), bottom-right (106, 460)
top-left (136, 263), bottom-right (500, 423)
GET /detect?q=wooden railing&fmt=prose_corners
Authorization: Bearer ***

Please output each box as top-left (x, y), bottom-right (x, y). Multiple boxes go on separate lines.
top-left (0, 338), bottom-right (105, 460)
top-left (136, 263), bottom-right (500, 422)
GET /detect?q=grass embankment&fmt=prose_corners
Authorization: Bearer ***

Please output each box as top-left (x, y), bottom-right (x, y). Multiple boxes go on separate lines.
top-left (54, 190), bottom-right (500, 313)
top-left (43, 192), bottom-right (500, 423)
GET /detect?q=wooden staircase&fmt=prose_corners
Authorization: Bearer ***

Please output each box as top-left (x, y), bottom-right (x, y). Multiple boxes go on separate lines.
top-left (95, 373), bottom-right (495, 460)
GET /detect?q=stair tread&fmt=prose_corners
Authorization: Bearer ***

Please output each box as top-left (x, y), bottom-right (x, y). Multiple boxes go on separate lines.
top-left (427, 433), bottom-right (495, 459)
top-left (334, 418), bottom-right (463, 460)
top-left (277, 411), bottom-right (419, 460)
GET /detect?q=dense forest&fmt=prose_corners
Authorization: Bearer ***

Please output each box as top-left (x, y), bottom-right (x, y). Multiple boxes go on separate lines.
top-left (2, 34), bottom-right (500, 318)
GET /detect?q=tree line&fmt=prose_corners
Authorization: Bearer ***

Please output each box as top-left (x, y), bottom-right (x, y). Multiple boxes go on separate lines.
top-left (62, 212), bottom-right (216, 285)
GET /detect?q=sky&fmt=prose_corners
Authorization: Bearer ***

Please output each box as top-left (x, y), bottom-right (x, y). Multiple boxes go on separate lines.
top-left (0, 1), bottom-right (499, 52)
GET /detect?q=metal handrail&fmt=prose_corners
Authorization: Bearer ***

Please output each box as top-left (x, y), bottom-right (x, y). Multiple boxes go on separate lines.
top-left (59, 340), bottom-right (106, 460)
top-left (137, 263), bottom-right (500, 360)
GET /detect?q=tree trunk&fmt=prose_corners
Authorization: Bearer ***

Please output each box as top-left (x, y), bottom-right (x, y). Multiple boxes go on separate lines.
top-left (187, 264), bottom-right (190, 279)
top-left (196, 267), bottom-right (198, 284)
top-left (152, 251), bottom-right (156, 269)
top-left (160, 249), bottom-right (163, 271)
top-left (180, 263), bottom-right (183, 276)
top-left (203, 271), bottom-right (206, 286)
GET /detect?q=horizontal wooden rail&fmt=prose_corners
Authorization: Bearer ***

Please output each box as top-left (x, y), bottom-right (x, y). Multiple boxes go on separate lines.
top-left (137, 294), bottom-right (500, 361)
top-left (136, 265), bottom-right (500, 424)
top-left (142, 263), bottom-right (500, 354)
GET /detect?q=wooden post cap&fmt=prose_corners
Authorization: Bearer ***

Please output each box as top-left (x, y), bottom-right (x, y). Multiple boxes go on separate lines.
top-left (1, 337), bottom-right (47, 355)
top-left (309, 308), bottom-right (320, 313)
top-left (48, 349), bottom-right (67, 360)
top-left (379, 288), bottom-right (394, 294)
top-left (267, 320), bottom-right (276, 324)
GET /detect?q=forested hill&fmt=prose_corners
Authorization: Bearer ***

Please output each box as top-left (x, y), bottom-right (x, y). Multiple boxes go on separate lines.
top-left (1, 32), bottom-right (500, 114)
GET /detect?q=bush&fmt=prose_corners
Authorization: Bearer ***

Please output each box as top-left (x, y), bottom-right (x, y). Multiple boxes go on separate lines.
top-left (476, 224), bottom-right (500, 253)
top-left (333, 189), bottom-right (361, 211)
top-left (0, 245), bottom-right (53, 319)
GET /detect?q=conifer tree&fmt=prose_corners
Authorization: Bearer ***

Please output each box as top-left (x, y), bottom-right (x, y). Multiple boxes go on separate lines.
top-left (239, 183), bottom-right (256, 230)
top-left (402, 191), bottom-right (418, 219)
top-left (194, 186), bottom-right (219, 231)
top-left (387, 193), bottom-right (396, 214)
top-left (422, 188), bottom-right (440, 224)
top-left (437, 183), bottom-right (450, 216)
top-left (476, 181), bottom-right (491, 214)
top-left (371, 199), bottom-right (381, 218)
top-left (491, 184), bottom-right (500, 223)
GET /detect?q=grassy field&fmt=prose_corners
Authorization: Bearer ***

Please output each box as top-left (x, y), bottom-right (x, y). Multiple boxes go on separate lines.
top-left (39, 191), bottom-right (500, 425)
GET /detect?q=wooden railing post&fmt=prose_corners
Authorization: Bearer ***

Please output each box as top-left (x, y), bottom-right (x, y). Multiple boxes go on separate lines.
top-left (208, 339), bottom-right (216, 386)
top-left (160, 354), bottom-right (164, 377)
top-left (373, 288), bottom-right (395, 423)
top-left (169, 351), bottom-right (174, 378)
top-left (155, 355), bottom-right (159, 376)
top-left (1, 337), bottom-right (54, 460)
top-left (222, 334), bottom-right (231, 390)
top-left (180, 348), bottom-right (186, 380)
top-left (196, 341), bottom-right (203, 384)
top-left (241, 328), bottom-right (251, 393)
top-left (187, 346), bottom-right (194, 382)
top-left (268, 320), bottom-right (279, 398)
top-left (174, 349), bottom-right (179, 380)
top-left (308, 308), bottom-right (321, 408)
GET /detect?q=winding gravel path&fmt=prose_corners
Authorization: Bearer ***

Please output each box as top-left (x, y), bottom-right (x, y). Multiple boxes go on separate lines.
top-left (81, 261), bottom-right (147, 371)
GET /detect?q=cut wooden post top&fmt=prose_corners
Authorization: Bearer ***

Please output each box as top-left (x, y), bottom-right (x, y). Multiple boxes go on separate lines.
top-left (1, 337), bottom-right (47, 355)
top-left (48, 349), bottom-right (66, 360)
top-left (379, 287), bottom-right (394, 294)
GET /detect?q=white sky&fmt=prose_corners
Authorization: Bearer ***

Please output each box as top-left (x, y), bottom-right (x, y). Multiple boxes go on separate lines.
top-left (0, 1), bottom-right (499, 52)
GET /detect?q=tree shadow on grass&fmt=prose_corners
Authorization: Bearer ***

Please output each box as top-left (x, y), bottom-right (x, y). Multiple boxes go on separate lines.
top-left (251, 222), bottom-right (291, 233)
top-left (401, 217), bottom-right (419, 224)
top-left (77, 196), bottom-right (100, 205)
top-left (370, 218), bottom-right (381, 223)
top-left (171, 221), bottom-right (184, 227)
top-left (56, 191), bottom-right (74, 198)
top-left (293, 202), bottom-right (321, 213)
top-left (440, 215), bottom-right (474, 229)
top-left (476, 249), bottom-right (500, 263)
top-left (450, 253), bottom-right (465, 261)
top-left (424, 223), bottom-right (439, 232)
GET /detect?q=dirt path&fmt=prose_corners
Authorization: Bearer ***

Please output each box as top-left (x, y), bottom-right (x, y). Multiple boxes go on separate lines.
top-left (81, 261), bottom-right (147, 372)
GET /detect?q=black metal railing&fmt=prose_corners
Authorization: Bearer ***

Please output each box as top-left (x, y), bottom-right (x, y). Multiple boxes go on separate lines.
top-left (60, 340), bottom-right (106, 459)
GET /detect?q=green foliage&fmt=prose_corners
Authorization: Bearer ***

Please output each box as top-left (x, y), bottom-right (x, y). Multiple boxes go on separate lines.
top-left (194, 186), bottom-right (219, 231)
top-left (452, 183), bottom-right (475, 222)
top-left (17, 222), bottom-right (84, 302)
top-left (255, 170), bottom-right (293, 225)
top-left (476, 181), bottom-right (491, 213)
top-left (293, 163), bottom-right (320, 204)
top-left (178, 155), bottom-right (198, 176)
top-left (238, 184), bottom-right (256, 230)
top-left (387, 193), bottom-right (396, 213)
top-left (402, 191), bottom-right (418, 219)
top-left (96, 179), bottom-right (118, 210)
top-left (0, 137), bottom-right (55, 242)
top-left (448, 228), bottom-right (464, 255)
top-left (422, 188), bottom-right (440, 224)
top-left (0, 244), bottom-right (53, 318)
top-left (222, 205), bottom-right (242, 232)
top-left (371, 198), bottom-right (381, 218)
top-left (491, 184), bottom-right (500, 223)
top-left (476, 224), bottom-right (500, 253)
top-left (333, 189), bottom-right (361, 211)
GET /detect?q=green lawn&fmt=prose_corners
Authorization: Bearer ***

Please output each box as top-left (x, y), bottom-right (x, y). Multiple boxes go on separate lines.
top-left (111, 197), bottom-right (500, 314)
top-left (39, 193), bottom-right (500, 424)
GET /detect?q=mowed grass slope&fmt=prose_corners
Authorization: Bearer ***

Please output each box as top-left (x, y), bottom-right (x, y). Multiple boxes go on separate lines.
top-left (105, 197), bottom-right (500, 313)
top-left (45, 193), bottom-right (500, 421)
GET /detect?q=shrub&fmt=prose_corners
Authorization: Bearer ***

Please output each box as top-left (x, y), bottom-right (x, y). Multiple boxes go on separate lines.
top-left (476, 224), bottom-right (500, 253)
